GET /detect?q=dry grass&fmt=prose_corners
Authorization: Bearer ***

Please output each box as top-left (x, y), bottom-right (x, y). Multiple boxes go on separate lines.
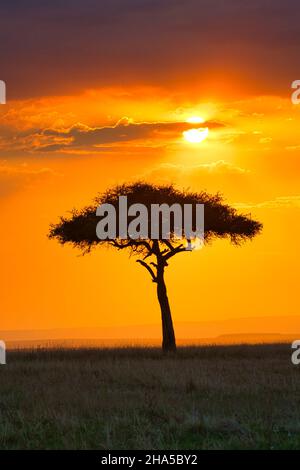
top-left (0, 343), bottom-right (299, 449)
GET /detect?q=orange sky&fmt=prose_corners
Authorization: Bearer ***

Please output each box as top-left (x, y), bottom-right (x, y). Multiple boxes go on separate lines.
top-left (0, 1), bottom-right (299, 340)
top-left (0, 87), bottom-right (299, 339)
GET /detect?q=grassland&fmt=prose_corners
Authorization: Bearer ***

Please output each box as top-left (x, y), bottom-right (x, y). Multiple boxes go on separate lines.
top-left (0, 343), bottom-right (300, 449)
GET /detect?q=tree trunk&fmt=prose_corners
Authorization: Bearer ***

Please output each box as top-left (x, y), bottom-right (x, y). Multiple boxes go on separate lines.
top-left (156, 267), bottom-right (177, 353)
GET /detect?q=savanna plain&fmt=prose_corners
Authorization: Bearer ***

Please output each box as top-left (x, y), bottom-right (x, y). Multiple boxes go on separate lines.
top-left (0, 343), bottom-right (299, 450)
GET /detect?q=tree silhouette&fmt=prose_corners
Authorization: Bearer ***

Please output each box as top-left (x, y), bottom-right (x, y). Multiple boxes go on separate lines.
top-left (49, 182), bottom-right (262, 352)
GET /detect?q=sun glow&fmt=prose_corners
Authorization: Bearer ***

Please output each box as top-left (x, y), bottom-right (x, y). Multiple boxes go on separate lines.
top-left (185, 238), bottom-right (204, 251)
top-left (186, 116), bottom-right (205, 124)
top-left (183, 127), bottom-right (209, 144)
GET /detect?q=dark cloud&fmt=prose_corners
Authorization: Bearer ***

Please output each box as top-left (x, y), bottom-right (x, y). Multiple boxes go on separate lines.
top-left (1, 0), bottom-right (300, 98)
top-left (0, 117), bottom-right (224, 153)
top-left (36, 118), bottom-right (224, 151)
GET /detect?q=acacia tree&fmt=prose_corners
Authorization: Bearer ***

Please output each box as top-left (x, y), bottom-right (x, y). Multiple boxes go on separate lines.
top-left (49, 182), bottom-right (262, 353)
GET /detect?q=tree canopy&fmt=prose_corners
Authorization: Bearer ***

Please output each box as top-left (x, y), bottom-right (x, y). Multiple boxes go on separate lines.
top-left (49, 182), bottom-right (262, 257)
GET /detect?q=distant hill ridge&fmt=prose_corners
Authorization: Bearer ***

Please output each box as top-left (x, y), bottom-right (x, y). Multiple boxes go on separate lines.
top-left (1, 315), bottom-right (300, 347)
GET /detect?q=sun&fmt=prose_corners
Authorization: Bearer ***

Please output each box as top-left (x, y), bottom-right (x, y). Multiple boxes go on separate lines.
top-left (183, 127), bottom-right (209, 144)
top-left (186, 116), bottom-right (204, 124)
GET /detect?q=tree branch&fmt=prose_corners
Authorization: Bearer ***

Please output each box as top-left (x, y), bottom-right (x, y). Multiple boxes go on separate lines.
top-left (110, 240), bottom-right (132, 249)
top-left (134, 240), bottom-right (153, 253)
top-left (162, 240), bottom-right (177, 252)
top-left (111, 239), bottom-right (153, 254)
top-left (163, 244), bottom-right (186, 261)
top-left (136, 260), bottom-right (157, 283)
